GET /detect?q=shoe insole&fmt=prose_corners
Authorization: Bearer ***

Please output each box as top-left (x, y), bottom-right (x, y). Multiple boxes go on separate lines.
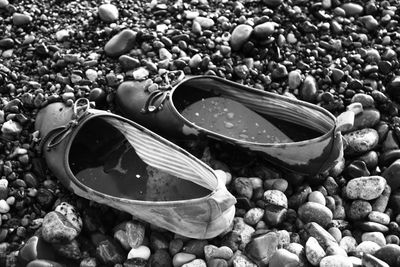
top-left (181, 97), bottom-right (292, 143)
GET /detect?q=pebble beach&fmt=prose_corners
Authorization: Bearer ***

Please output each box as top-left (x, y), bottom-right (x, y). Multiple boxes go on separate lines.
top-left (1, 0), bottom-right (400, 266)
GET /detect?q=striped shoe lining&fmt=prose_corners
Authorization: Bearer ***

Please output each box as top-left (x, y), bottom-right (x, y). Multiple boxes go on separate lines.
top-left (104, 117), bottom-right (217, 191)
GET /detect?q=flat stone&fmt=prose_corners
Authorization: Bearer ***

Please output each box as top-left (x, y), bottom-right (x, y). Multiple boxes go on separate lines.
top-left (359, 222), bottom-right (389, 233)
top-left (104, 29), bottom-right (137, 57)
top-left (230, 24), bottom-right (253, 51)
top-left (298, 202), bottom-right (333, 227)
top-left (345, 176), bottom-right (386, 200)
top-left (344, 128), bottom-right (379, 156)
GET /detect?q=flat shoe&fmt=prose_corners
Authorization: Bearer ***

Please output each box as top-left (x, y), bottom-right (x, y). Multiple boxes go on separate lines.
top-left (116, 74), bottom-right (343, 175)
top-left (35, 99), bottom-right (236, 239)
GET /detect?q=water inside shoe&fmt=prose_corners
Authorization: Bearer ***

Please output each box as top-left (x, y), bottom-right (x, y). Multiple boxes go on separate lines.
top-left (181, 97), bottom-right (321, 143)
top-left (69, 117), bottom-right (211, 201)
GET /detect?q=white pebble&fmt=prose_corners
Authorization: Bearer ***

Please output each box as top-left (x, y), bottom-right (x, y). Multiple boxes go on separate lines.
top-left (127, 245), bottom-right (151, 260)
top-left (0, 199), bottom-right (10, 213)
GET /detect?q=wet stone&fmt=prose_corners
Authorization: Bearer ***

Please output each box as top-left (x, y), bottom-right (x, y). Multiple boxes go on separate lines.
top-left (13, 12), bottom-right (32, 26)
top-left (345, 176), bottom-right (386, 200)
top-left (359, 222), bottom-right (389, 233)
top-left (245, 231), bottom-right (279, 265)
top-left (253, 22), bottom-right (278, 38)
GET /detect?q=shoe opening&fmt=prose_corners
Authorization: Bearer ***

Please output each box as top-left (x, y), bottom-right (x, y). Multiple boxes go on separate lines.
top-left (173, 77), bottom-right (334, 143)
top-left (68, 117), bottom-right (213, 201)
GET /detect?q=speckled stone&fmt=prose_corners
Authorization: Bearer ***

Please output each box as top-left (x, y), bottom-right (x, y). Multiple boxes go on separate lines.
top-left (344, 128), bottom-right (379, 156)
top-left (41, 211), bottom-right (79, 244)
top-left (345, 176), bottom-right (386, 200)
top-left (319, 255), bottom-right (352, 267)
top-left (356, 241), bottom-right (381, 255)
top-left (298, 202), bottom-right (333, 227)
top-left (305, 237), bottom-right (325, 266)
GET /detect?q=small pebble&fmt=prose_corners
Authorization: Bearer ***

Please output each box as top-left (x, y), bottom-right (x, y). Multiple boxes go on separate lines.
top-left (127, 245), bottom-right (151, 260)
top-left (98, 4), bottom-right (119, 22)
top-left (230, 24), bottom-right (253, 51)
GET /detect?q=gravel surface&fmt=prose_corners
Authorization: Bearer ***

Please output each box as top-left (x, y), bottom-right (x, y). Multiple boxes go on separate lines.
top-left (1, 0), bottom-right (400, 266)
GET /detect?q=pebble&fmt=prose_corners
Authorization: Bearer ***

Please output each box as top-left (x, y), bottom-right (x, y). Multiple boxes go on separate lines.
top-left (328, 227), bottom-right (342, 243)
top-left (26, 260), bottom-right (63, 267)
top-left (231, 251), bottom-right (257, 267)
top-left (54, 202), bottom-right (82, 234)
top-left (374, 244), bottom-right (400, 266)
top-left (208, 258), bottom-right (227, 267)
top-left (233, 177), bottom-right (253, 199)
top-left (339, 236), bottom-right (357, 253)
top-left (288, 70), bottom-right (302, 89)
top-left (344, 128), bottom-right (379, 156)
top-left (232, 218), bottom-right (255, 249)
top-left (305, 222), bottom-right (338, 250)
top-left (268, 249), bottom-right (299, 267)
top-left (263, 190), bottom-right (288, 208)
top-left (308, 191), bottom-right (326, 205)
top-left (298, 202), bottom-right (333, 227)
top-left (182, 259), bottom-right (206, 267)
top-left (351, 93), bottom-right (375, 108)
top-left (18, 235), bottom-right (56, 264)
top-left (305, 237), bottom-right (325, 265)
top-left (55, 29), bottom-right (70, 41)
top-left (96, 238), bottom-right (125, 265)
top-left (230, 24), bottom-right (253, 51)
top-left (126, 221), bottom-right (146, 249)
top-left (149, 249), bottom-right (172, 267)
top-left (368, 211), bottom-right (390, 225)
top-left (351, 109), bottom-right (380, 131)
top-left (362, 253), bottom-right (390, 267)
top-left (359, 222), bottom-right (389, 233)
top-left (41, 211), bottom-right (79, 243)
top-left (204, 245), bottom-right (233, 262)
top-left (360, 15), bottom-right (379, 32)
top-left (104, 29), bottom-right (137, 57)
top-left (348, 200), bottom-right (372, 220)
top-left (193, 17), bottom-right (214, 29)
top-left (244, 231), bottom-right (279, 265)
top-left (263, 0), bottom-right (283, 8)
top-left (52, 239), bottom-right (81, 260)
top-left (0, 199), bottom-right (10, 213)
top-left (356, 241), bottom-right (381, 255)
top-left (173, 252), bottom-right (196, 267)
top-left (263, 204), bottom-right (287, 226)
top-left (131, 67), bottom-right (150, 80)
top-left (253, 22), bottom-right (278, 38)
top-left (382, 159), bottom-right (400, 191)
top-left (1, 120), bottom-right (23, 137)
top-left (13, 13), bottom-right (32, 26)
top-left (127, 245), bottom-right (151, 260)
top-left (98, 4), bottom-right (119, 22)
top-left (300, 75), bottom-right (317, 102)
top-left (345, 176), bottom-right (386, 200)
top-left (362, 232), bottom-right (386, 247)
top-left (319, 255), bottom-right (352, 267)
top-left (0, 0), bottom-right (8, 8)
top-left (243, 208), bottom-right (264, 226)
top-left (341, 3), bottom-right (363, 16)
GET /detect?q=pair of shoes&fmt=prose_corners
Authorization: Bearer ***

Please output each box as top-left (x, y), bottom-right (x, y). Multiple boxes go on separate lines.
top-left (116, 73), bottom-right (344, 175)
top-left (35, 99), bottom-right (236, 239)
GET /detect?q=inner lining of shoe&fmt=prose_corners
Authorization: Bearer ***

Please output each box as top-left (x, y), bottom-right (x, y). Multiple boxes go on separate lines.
top-left (173, 78), bottom-right (332, 142)
top-left (69, 117), bottom-right (211, 201)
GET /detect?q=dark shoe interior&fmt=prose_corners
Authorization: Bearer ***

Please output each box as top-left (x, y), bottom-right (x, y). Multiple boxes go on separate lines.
top-left (69, 117), bottom-right (211, 201)
top-left (172, 78), bottom-right (322, 142)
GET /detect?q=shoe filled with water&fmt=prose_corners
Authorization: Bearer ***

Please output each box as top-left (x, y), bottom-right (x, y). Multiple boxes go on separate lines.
top-left (35, 99), bottom-right (236, 239)
top-left (116, 74), bottom-right (344, 175)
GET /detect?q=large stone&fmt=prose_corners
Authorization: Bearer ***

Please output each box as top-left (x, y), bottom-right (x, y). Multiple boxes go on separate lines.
top-left (230, 24), bottom-right (253, 51)
top-left (41, 211), bottom-right (79, 244)
top-left (345, 176), bottom-right (386, 200)
top-left (245, 231), bottom-right (279, 265)
top-left (344, 128), bottom-right (379, 156)
top-left (374, 244), bottom-right (400, 266)
top-left (104, 29), bottom-right (137, 57)
top-left (320, 255), bottom-right (352, 267)
top-left (98, 4), bottom-right (119, 22)
top-left (306, 237), bottom-right (325, 265)
top-left (54, 202), bottom-right (82, 234)
top-left (341, 3), bottom-right (364, 16)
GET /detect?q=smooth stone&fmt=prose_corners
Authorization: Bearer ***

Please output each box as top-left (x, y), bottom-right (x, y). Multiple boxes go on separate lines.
top-left (114, 230), bottom-right (130, 250)
top-left (305, 222), bottom-right (338, 250)
top-left (127, 245), bottom-right (151, 260)
top-left (368, 211), bottom-right (390, 225)
top-left (371, 184), bottom-right (390, 213)
top-left (306, 237), bottom-right (325, 265)
top-left (362, 253), bottom-right (390, 267)
top-left (300, 75), bottom-right (317, 102)
top-left (263, 204), bottom-right (287, 226)
top-left (18, 235), bottom-right (56, 263)
top-left (244, 231), bottom-right (279, 265)
top-left (380, 149), bottom-right (400, 167)
top-left (346, 102), bottom-right (363, 115)
top-left (0, 38), bottom-right (14, 49)
top-left (344, 128), bottom-right (379, 156)
top-left (336, 110), bottom-right (355, 132)
top-left (41, 211), bottom-right (79, 244)
top-left (253, 22), bottom-right (278, 38)
top-left (1, 120), bottom-right (22, 136)
top-left (328, 227), bottom-right (342, 243)
top-left (345, 160), bottom-right (370, 178)
top-left (98, 4), bottom-right (119, 22)
top-left (288, 70), bottom-right (302, 89)
top-left (263, 190), bottom-right (288, 208)
top-left (234, 177), bottom-right (253, 199)
top-left (173, 253), bottom-right (196, 267)
top-left (208, 258), bottom-right (228, 267)
top-left (298, 202), bottom-right (333, 227)
top-left (0, 0), bottom-right (8, 8)
top-left (104, 29), bottom-right (137, 57)
top-left (288, 185), bottom-right (312, 209)
top-left (119, 55), bottom-right (140, 71)
top-left (230, 24), bottom-right (253, 51)
top-left (348, 200), bottom-right (372, 221)
top-left (350, 109), bottom-right (380, 131)
top-left (320, 255), bottom-right (352, 267)
top-left (204, 245), bottom-right (233, 262)
top-left (96, 238), bottom-right (125, 265)
top-left (360, 15), bottom-right (379, 31)
top-left (339, 236), bottom-right (357, 253)
top-left (268, 249), bottom-right (299, 267)
top-left (13, 12), bottom-right (32, 26)
top-left (54, 202), bottom-right (82, 234)
top-left (382, 159), bottom-right (400, 191)
top-left (356, 151), bottom-right (379, 170)
top-left (0, 199), bottom-right (9, 213)
top-left (149, 249), bottom-right (172, 267)
top-left (26, 260), bottom-right (63, 267)
top-left (356, 241), bottom-right (381, 255)
top-left (351, 93), bottom-right (375, 108)
top-left (243, 208), bottom-right (264, 226)
top-left (263, 0), bottom-right (283, 8)
top-left (382, 130), bottom-right (399, 151)
top-left (374, 244), bottom-right (400, 266)
top-left (387, 76), bottom-right (400, 101)
top-left (308, 191), bottom-right (326, 206)
top-left (182, 259), bottom-right (206, 267)
top-left (189, 54), bottom-right (202, 68)
top-left (263, 179), bottom-right (288, 192)
top-left (359, 222), bottom-right (389, 233)
top-left (341, 3), bottom-right (363, 16)
top-left (362, 232), bottom-right (386, 247)
top-left (345, 176), bottom-right (386, 200)
top-left (193, 17), bottom-right (214, 29)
